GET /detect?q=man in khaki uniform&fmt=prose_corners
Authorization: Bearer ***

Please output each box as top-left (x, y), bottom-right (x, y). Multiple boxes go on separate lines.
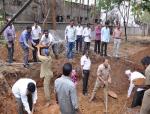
top-left (140, 56), bottom-right (150, 114)
top-left (37, 46), bottom-right (53, 107)
top-left (89, 59), bottom-right (111, 102)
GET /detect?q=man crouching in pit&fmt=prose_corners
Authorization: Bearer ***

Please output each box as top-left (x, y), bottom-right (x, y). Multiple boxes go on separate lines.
top-left (37, 45), bottom-right (53, 107)
top-left (12, 78), bottom-right (37, 114)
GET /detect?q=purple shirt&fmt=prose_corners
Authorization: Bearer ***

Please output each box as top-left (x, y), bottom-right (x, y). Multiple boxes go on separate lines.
top-left (3, 25), bottom-right (16, 42)
top-left (95, 26), bottom-right (101, 40)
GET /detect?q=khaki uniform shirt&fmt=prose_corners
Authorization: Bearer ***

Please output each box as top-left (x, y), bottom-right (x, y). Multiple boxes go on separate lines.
top-left (38, 55), bottom-right (53, 78)
top-left (145, 65), bottom-right (150, 85)
top-left (97, 64), bottom-right (111, 81)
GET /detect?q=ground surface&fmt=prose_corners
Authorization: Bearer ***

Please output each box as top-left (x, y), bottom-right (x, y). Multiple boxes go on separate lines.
top-left (0, 34), bottom-right (150, 114)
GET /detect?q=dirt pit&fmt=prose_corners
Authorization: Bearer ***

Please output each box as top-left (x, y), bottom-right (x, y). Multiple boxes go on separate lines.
top-left (0, 34), bottom-right (150, 114)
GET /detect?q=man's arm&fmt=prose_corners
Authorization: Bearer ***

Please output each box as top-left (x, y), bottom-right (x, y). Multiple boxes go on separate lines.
top-left (127, 81), bottom-right (134, 98)
top-left (3, 29), bottom-right (8, 42)
top-left (70, 86), bottom-right (79, 111)
top-left (21, 94), bottom-right (32, 114)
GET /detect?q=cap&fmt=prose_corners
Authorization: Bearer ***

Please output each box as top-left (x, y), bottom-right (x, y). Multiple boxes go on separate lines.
top-left (125, 70), bottom-right (131, 75)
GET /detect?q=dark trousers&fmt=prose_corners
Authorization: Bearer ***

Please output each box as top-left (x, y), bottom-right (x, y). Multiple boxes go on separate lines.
top-left (32, 39), bottom-right (40, 62)
top-left (16, 94), bottom-right (33, 114)
top-left (84, 42), bottom-right (90, 52)
top-left (7, 41), bottom-right (14, 63)
top-left (131, 90), bottom-right (145, 108)
top-left (82, 70), bottom-right (90, 94)
top-left (94, 40), bottom-right (101, 54)
top-left (76, 35), bottom-right (82, 52)
top-left (20, 43), bottom-right (29, 66)
top-left (52, 43), bottom-right (58, 59)
top-left (101, 42), bottom-right (108, 56)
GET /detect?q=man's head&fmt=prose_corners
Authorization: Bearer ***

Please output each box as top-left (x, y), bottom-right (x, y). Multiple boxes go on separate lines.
top-left (87, 23), bottom-right (90, 28)
top-left (34, 20), bottom-right (38, 28)
top-left (70, 19), bottom-right (74, 27)
top-left (44, 30), bottom-right (49, 38)
top-left (105, 21), bottom-right (109, 27)
top-left (83, 50), bottom-right (89, 57)
top-left (103, 59), bottom-right (109, 68)
top-left (141, 56), bottom-right (150, 69)
top-left (125, 70), bottom-right (131, 78)
top-left (63, 63), bottom-right (72, 76)
top-left (27, 82), bottom-right (36, 94)
top-left (26, 26), bottom-right (32, 33)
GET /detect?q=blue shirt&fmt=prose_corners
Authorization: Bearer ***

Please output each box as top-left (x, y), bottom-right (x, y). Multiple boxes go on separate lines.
top-left (19, 30), bottom-right (33, 47)
top-left (101, 27), bottom-right (110, 43)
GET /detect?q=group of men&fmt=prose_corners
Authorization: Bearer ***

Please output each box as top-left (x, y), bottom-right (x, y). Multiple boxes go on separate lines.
top-left (65, 19), bottom-right (122, 61)
top-left (4, 20), bottom-right (56, 67)
top-left (4, 18), bottom-right (149, 114)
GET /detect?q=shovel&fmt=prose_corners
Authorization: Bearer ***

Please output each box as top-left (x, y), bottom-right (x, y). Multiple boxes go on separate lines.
top-left (104, 81), bottom-right (109, 114)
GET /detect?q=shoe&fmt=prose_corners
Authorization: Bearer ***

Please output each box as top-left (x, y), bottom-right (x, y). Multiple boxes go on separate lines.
top-left (23, 64), bottom-right (30, 68)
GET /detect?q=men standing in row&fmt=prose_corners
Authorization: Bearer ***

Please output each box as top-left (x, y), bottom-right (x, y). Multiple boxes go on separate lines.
top-left (55, 63), bottom-right (81, 114)
top-left (37, 45), bottom-right (53, 107)
top-left (82, 23), bottom-right (92, 52)
top-left (94, 22), bottom-right (101, 54)
top-left (3, 18), bottom-right (16, 64)
top-left (112, 25), bottom-right (122, 58)
top-left (76, 22), bottom-right (83, 53)
top-left (81, 50), bottom-right (91, 96)
top-left (12, 78), bottom-right (37, 114)
top-left (101, 21), bottom-right (110, 56)
top-left (89, 59), bottom-right (111, 102)
top-left (31, 21), bottom-right (41, 62)
top-left (65, 20), bottom-right (76, 61)
top-left (19, 26), bottom-right (35, 68)
top-left (125, 70), bottom-right (145, 107)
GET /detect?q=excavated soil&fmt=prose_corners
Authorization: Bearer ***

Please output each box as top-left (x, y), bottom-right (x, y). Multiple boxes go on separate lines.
top-left (0, 34), bottom-right (149, 114)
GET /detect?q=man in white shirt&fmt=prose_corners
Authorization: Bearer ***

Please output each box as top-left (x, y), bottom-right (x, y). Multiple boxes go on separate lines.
top-left (80, 50), bottom-right (91, 96)
top-left (65, 20), bottom-right (76, 60)
top-left (76, 22), bottom-right (83, 52)
top-left (12, 78), bottom-right (37, 114)
top-left (101, 21), bottom-right (110, 56)
top-left (31, 21), bottom-right (42, 62)
top-left (125, 70), bottom-right (145, 107)
top-left (40, 30), bottom-right (54, 56)
top-left (82, 23), bottom-right (92, 52)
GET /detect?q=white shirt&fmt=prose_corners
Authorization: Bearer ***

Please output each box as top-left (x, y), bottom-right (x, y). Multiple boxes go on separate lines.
top-left (76, 26), bottom-right (83, 36)
top-left (12, 78), bottom-right (37, 114)
top-left (83, 27), bottom-right (92, 42)
top-left (40, 33), bottom-right (54, 46)
top-left (127, 71), bottom-right (145, 98)
top-left (31, 25), bottom-right (41, 40)
top-left (101, 27), bottom-right (110, 43)
top-left (80, 55), bottom-right (91, 70)
top-left (65, 25), bottom-right (76, 42)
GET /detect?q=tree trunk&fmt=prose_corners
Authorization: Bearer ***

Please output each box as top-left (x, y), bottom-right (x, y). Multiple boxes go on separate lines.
top-left (79, 0), bottom-right (82, 22)
top-left (50, 0), bottom-right (56, 30)
top-left (87, 0), bottom-right (89, 21)
top-left (71, 0), bottom-right (73, 18)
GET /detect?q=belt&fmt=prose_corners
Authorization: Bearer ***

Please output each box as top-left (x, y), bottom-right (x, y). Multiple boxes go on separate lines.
top-left (115, 37), bottom-right (121, 39)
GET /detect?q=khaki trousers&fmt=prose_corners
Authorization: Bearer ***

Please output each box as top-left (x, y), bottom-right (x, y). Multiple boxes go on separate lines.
top-left (43, 75), bottom-right (53, 102)
top-left (140, 89), bottom-right (150, 114)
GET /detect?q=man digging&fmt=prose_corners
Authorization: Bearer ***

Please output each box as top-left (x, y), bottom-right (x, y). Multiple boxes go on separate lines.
top-left (89, 59), bottom-right (111, 104)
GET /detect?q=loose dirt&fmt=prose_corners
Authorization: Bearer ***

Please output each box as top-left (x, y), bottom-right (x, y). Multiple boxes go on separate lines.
top-left (0, 34), bottom-right (149, 114)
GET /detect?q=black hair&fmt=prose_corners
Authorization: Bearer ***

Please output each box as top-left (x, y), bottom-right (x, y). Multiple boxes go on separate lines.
top-left (27, 82), bottom-right (36, 93)
top-left (43, 30), bottom-right (48, 33)
top-left (26, 26), bottom-right (32, 30)
top-left (141, 56), bottom-right (150, 65)
top-left (63, 63), bottom-right (72, 76)
top-left (105, 20), bottom-right (109, 26)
